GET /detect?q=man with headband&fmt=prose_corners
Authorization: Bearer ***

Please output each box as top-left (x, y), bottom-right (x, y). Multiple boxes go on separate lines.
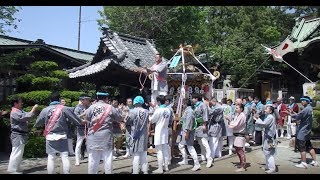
top-left (125, 96), bottom-right (149, 174)
top-left (74, 94), bottom-right (91, 166)
top-left (85, 91), bottom-right (122, 174)
top-left (288, 96), bottom-right (319, 168)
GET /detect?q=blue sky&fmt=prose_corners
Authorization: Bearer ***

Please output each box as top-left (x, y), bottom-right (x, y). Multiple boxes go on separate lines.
top-left (7, 6), bottom-right (103, 53)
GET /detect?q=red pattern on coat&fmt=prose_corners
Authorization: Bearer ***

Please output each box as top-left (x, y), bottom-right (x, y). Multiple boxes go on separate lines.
top-left (290, 103), bottom-right (299, 113)
top-left (278, 103), bottom-right (287, 126)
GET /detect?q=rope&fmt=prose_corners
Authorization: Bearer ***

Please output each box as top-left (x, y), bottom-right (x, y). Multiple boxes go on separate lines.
top-left (239, 57), bottom-right (269, 89)
top-left (139, 71), bottom-right (148, 92)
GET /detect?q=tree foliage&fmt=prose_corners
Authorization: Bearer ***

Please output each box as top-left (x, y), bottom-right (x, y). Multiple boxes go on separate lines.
top-left (98, 6), bottom-right (205, 57)
top-left (0, 6), bottom-right (21, 34)
top-left (98, 6), bottom-right (316, 88)
top-left (0, 48), bottom-right (38, 69)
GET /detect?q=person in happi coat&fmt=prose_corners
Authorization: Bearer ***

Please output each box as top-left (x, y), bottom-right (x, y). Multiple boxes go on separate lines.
top-left (34, 92), bottom-right (86, 174)
top-left (207, 98), bottom-right (225, 167)
top-left (165, 95), bottom-right (174, 165)
top-left (221, 98), bottom-right (233, 156)
top-left (254, 105), bottom-right (278, 174)
top-left (7, 96), bottom-right (38, 174)
top-left (125, 96), bottom-right (149, 174)
top-left (289, 96), bottom-right (319, 168)
top-left (84, 91), bottom-right (123, 174)
top-left (286, 96), bottom-right (299, 139)
top-left (121, 97), bottom-right (134, 159)
top-left (276, 97), bottom-right (287, 138)
top-left (142, 53), bottom-right (168, 107)
top-left (253, 97), bottom-right (265, 145)
top-left (243, 97), bottom-right (253, 147)
top-left (177, 99), bottom-right (200, 171)
top-left (111, 97), bottom-right (123, 158)
top-left (60, 99), bottom-right (75, 156)
top-left (192, 93), bottom-right (212, 168)
top-left (74, 94), bottom-right (91, 166)
top-left (226, 104), bottom-right (247, 172)
top-left (149, 95), bottom-right (173, 174)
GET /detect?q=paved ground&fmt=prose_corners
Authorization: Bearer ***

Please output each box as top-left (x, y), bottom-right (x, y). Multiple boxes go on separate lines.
top-left (0, 138), bottom-right (319, 174)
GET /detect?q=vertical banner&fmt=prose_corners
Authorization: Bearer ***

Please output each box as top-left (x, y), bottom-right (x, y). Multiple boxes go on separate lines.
top-left (278, 90), bottom-right (283, 99)
top-left (303, 83), bottom-right (316, 99)
top-left (226, 89), bottom-right (236, 102)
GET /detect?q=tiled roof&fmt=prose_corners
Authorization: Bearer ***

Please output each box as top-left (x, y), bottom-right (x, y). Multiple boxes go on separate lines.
top-left (0, 36), bottom-right (31, 45)
top-left (0, 35), bottom-right (94, 62)
top-left (291, 17), bottom-right (320, 43)
top-left (51, 47), bottom-right (94, 62)
top-left (69, 59), bottom-right (112, 78)
top-left (68, 29), bottom-right (160, 78)
top-left (272, 17), bottom-right (320, 56)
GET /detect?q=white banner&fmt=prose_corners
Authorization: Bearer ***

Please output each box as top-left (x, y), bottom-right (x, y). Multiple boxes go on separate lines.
top-left (303, 83), bottom-right (316, 99)
top-left (278, 90), bottom-right (283, 99)
top-left (226, 89), bottom-right (236, 102)
top-left (216, 91), bottom-right (224, 102)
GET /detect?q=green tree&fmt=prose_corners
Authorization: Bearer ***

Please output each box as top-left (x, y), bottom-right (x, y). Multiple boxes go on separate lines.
top-left (0, 48), bottom-right (38, 70)
top-left (0, 6), bottom-right (21, 34)
top-left (98, 6), bottom-right (205, 57)
top-left (98, 6), bottom-right (298, 88)
top-left (203, 6), bottom-right (294, 88)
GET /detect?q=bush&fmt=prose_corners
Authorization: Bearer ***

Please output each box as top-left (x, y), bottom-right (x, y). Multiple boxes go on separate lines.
top-left (49, 70), bottom-right (68, 79)
top-left (61, 91), bottom-right (84, 102)
top-left (72, 101), bottom-right (79, 107)
top-left (32, 77), bottom-right (60, 90)
top-left (16, 74), bottom-right (36, 92)
top-left (24, 105), bottom-right (46, 115)
top-left (313, 110), bottom-right (320, 119)
top-left (313, 95), bottom-right (320, 102)
top-left (24, 136), bottom-right (46, 158)
top-left (30, 61), bottom-right (59, 72)
top-left (16, 74), bottom-right (35, 85)
top-left (8, 91), bottom-right (52, 106)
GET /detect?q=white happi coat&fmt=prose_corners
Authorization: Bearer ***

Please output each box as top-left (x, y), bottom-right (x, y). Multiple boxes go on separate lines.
top-left (150, 106), bottom-right (173, 146)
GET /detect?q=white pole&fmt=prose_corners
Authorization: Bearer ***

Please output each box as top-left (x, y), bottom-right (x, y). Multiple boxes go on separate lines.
top-left (282, 59), bottom-right (313, 83)
top-left (191, 53), bottom-right (213, 76)
top-left (166, 49), bottom-right (181, 65)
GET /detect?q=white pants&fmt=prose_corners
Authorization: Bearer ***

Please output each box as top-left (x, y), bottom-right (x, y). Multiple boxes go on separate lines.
top-left (228, 136), bottom-right (235, 153)
top-left (68, 139), bottom-right (75, 155)
top-left (265, 153), bottom-right (276, 171)
top-left (287, 116), bottom-right (296, 137)
top-left (88, 149), bottom-right (113, 174)
top-left (155, 144), bottom-right (169, 170)
top-left (132, 151), bottom-right (148, 174)
top-left (47, 152), bottom-right (70, 174)
top-left (168, 134), bottom-right (172, 162)
top-left (208, 136), bottom-right (223, 158)
top-left (7, 144), bottom-right (25, 173)
top-left (75, 136), bottom-right (85, 164)
top-left (197, 137), bottom-right (211, 159)
top-left (178, 143), bottom-right (200, 166)
top-left (151, 91), bottom-right (167, 104)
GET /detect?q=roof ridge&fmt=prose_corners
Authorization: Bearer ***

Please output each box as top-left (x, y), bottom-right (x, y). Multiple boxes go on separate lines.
top-left (46, 44), bottom-right (95, 55)
top-left (0, 34), bottom-right (95, 55)
top-left (116, 32), bottom-right (148, 42)
top-left (0, 34), bottom-right (33, 43)
top-left (303, 16), bottom-right (320, 22)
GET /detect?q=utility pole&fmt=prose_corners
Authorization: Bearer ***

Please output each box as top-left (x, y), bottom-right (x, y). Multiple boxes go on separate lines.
top-left (77, 6), bottom-right (82, 50)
